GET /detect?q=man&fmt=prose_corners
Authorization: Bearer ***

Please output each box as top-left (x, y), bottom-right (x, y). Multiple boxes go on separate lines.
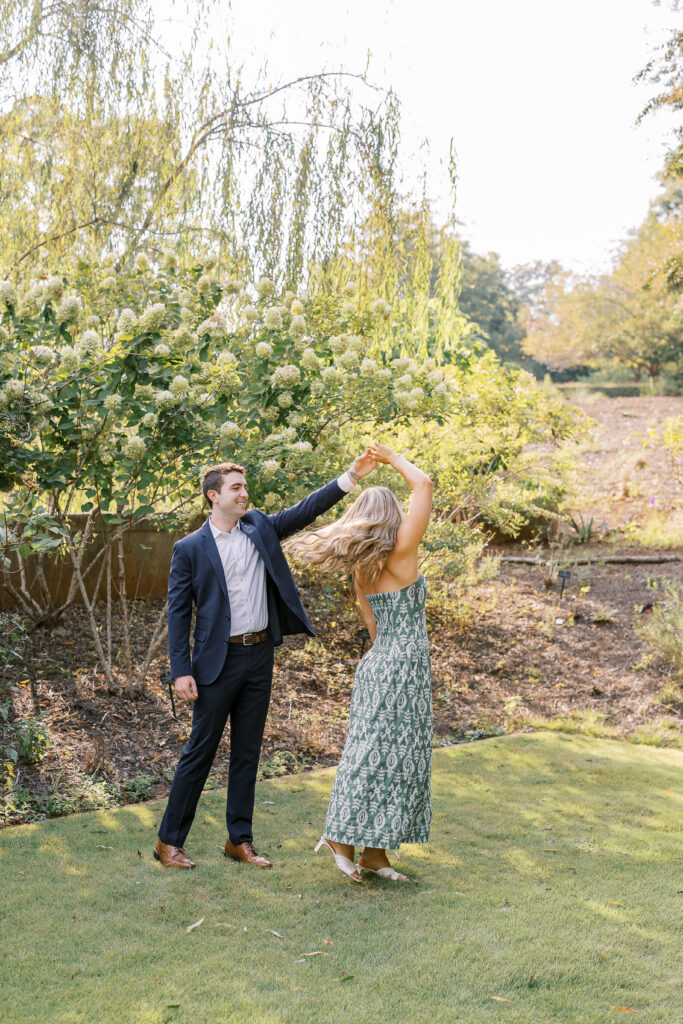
top-left (154, 452), bottom-right (376, 869)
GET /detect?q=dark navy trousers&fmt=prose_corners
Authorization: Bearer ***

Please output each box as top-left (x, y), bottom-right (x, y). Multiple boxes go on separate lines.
top-left (158, 640), bottom-right (274, 848)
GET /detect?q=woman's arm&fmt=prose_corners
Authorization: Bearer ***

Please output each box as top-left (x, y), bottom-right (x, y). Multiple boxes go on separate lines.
top-left (370, 442), bottom-right (433, 553)
top-left (354, 573), bottom-right (377, 642)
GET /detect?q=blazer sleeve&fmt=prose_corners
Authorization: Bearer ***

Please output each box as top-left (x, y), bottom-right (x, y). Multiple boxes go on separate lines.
top-left (167, 541), bottom-right (194, 679)
top-left (268, 478), bottom-right (347, 540)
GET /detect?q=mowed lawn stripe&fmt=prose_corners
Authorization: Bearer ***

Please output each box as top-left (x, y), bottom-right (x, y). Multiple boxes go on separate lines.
top-left (1, 732), bottom-right (681, 1024)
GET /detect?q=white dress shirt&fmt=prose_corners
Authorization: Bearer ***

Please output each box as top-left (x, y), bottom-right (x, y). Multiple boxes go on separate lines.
top-left (209, 472), bottom-right (356, 636)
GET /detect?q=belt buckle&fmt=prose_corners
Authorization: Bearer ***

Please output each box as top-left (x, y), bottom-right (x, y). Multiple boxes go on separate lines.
top-left (242, 632), bottom-right (255, 646)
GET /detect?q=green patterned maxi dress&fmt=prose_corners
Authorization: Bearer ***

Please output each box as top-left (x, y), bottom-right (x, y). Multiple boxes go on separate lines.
top-left (324, 574), bottom-right (432, 849)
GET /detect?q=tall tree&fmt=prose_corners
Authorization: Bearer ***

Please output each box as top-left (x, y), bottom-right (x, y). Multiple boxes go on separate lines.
top-left (0, 0), bottom-right (402, 283)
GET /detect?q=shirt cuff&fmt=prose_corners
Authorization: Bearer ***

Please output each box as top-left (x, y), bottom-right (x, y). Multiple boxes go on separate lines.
top-left (336, 471), bottom-right (358, 493)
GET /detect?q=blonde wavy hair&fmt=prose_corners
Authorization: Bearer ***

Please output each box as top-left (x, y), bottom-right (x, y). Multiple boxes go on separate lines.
top-left (283, 486), bottom-right (403, 583)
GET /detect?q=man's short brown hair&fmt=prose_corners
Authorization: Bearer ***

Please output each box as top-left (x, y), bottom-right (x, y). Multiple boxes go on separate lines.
top-left (201, 462), bottom-right (246, 508)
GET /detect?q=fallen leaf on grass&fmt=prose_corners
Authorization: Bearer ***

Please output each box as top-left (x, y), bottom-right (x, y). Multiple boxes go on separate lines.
top-left (608, 901), bottom-right (623, 906)
top-left (543, 849), bottom-right (558, 853)
top-left (286, 987), bottom-right (305, 992)
top-left (214, 923), bottom-right (234, 929)
top-left (95, 845), bottom-right (114, 850)
top-left (610, 1007), bottom-right (640, 1014)
top-left (136, 849), bottom-right (142, 857)
top-left (339, 974), bottom-right (354, 983)
top-left (267, 930), bottom-right (283, 938)
top-left (186, 917), bottom-right (204, 932)
top-left (296, 951), bottom-right (328, 959)
top-left (262, 801), bottom-right (275, 805)
top-left (491, 996), bottom-right (510, 1002)
top-left (322, 939), bottom-right (334, 945)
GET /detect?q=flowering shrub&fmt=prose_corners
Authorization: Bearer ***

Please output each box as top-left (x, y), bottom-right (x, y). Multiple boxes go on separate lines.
top-left (0, 257), bottom-right (453, 687)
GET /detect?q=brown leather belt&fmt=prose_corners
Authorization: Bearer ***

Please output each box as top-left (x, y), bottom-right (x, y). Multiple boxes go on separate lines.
top-left (229, 630), bottom-right (269, 646)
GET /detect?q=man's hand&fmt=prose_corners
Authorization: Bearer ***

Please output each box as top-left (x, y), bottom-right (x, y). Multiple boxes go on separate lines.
top-left (175, 675), bottom-right (198, 701)
top-left (351, 448), bottom-right (377, 480)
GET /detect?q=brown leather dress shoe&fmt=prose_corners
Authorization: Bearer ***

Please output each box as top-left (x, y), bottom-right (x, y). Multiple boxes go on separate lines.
top-left (224, 838), bottom-right (272, 869)
top-left (153, 839), bottom-right (196, 869)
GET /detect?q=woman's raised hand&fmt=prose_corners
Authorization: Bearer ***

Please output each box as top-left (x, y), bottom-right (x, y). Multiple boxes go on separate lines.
top-left (369, 441), bottom-right (398, 466)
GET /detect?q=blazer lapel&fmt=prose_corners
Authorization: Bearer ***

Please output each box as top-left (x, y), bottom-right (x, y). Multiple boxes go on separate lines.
top-left (200, 518), bottom-right (229, 604)
top-left (239, 519), bottom-right (275, 578)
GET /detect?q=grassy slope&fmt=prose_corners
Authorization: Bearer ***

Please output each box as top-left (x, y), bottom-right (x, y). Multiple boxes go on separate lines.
top-left (1, 733), bottom-right (681, 1024)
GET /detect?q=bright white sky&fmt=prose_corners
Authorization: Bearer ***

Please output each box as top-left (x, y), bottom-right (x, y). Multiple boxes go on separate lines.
top-left (174, 0), bottom-right (681, 274)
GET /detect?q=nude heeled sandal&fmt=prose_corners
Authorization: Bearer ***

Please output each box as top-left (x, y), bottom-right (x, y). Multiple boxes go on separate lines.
top-left (359, 864), bottom-right (409, 882)
top-left (314, 838), bottom-right (361, 882)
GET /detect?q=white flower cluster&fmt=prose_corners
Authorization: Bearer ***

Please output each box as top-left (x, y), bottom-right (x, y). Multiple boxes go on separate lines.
top-left (329, 335), bottom-right (346, 354)
top-left (277, 392), bottom-right (293, 408)
top-left (264, 307), bottom-right (283, 330)
top-left (290, 440), bottom-right (312, 455)
top-left (290, 299), bottom-right (304, 316)
top-left (154, 343), bottom-right (170, 357)
top-left (20, 284), bottom-right (45, 318)
top-left (196, 274), bottom-right (213, 294)
top-left (360, 357), bottom-right (377, 375)
top-left (262, 406), bottom-right (279, 422)
top-left (271, 364), bottom-right (300, 389)
top-left (256, 341), bottom-right (273, 359)
top-left (33, 391), bottom-right (51, 413)
top-left (125, 435), bottom-right (146, 460)
top-left (4, 379), bottom-right (24, 399)
top-left (264, 492), bottom-right (280, 512)
top-left (261, 459), bottom-right (279, 480)
top-left (103, 394), bottom-right (123, 412)
top-left (197, 314), bottom-right (226, 340)
top-left (224, 279), bottom-right (243, 295)
top-left (134, 253), bottom-right (150, 271)
top-left (78, 330), bottom-right (100, 354)
top-left (342, 300), bottom-right (355, 316)
top-left (56, 295), bottom-right (80, 325)
top-left (85, 315), bottom-right (100, 330)
top-left (34, 345), bottom-right (56, 364)
top-left (301, 348), bottom-right (319, 370)
top-left (169, 374), bottom-right (189, 396)
top-left (289, 314), bottom-right (305, 337)
top-left (162, 250), bottom-right (178, 270)
top-left (139, 303), bottom-right (166, 333)
top-left (102, 276), bottom-right (118, 290)
top-left (141, 412), bottom-right (158, 429)
top-left (322, 366), bottom-right (344, 386)
top-left (343, 281), bottom-right (357, 297)
top-left (216, 350), bottom-right (238, 370)
top-left (219, 420), bottom-right (240, 442)
top-left (0, 281), bottom-right (17, 310)
top-left (244, 305), bottom-right (258, 323)
top-left (173, 325), bottom-right (194, 347)
top-left (117, 308), bottom-right (137, 333)
top-left (59, 346), bottom-right (80, 372)
top-left (337, 349), bottom-right (359, 370)
top-left (135, 384), bottom-right (155, 401)
top-left (427, 369), bottom-right (444, 386)
top-left (256, 277), bottom-right (275, 297)
top-left (287, 412), bottom-right (304, 427)
top-left (154, 390), bottom-right (178, 411)
top-left (45, 277), bottom-right (64, 302)
top-left (265, 426), bottom-right (297, 445)
top-left (371, 297), bottom-right (390, 318)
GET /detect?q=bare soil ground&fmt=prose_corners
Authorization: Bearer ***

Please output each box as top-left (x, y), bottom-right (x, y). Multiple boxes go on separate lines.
top-left (5, 396), bottom-right (683, 824)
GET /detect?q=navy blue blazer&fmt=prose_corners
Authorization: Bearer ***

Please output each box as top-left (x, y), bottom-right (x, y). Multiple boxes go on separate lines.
top-left (167, 477), bottom-right (346, 686)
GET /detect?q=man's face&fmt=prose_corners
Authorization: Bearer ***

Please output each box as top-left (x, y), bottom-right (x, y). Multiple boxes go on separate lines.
top-left (209, 472), bottom-right (248, 518)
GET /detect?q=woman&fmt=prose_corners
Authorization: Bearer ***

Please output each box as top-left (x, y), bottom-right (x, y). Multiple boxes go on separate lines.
top-left (285, 442), bottom-right (433, 882)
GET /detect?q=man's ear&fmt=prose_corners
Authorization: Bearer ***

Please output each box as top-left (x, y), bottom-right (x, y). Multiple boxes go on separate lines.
top-left (207, 489), bottom-right (218, 506)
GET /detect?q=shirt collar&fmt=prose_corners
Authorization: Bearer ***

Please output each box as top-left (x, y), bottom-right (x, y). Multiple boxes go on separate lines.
top-left (209, 516), bottom-right (242, 538)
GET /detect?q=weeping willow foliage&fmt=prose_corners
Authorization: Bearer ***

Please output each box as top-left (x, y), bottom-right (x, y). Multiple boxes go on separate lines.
top-left (0, 1), bottom-right (400, 287)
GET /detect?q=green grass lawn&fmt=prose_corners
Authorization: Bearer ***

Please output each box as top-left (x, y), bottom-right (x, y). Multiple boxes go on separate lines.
top-left (1, 733), bottom-right (681, 1024)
